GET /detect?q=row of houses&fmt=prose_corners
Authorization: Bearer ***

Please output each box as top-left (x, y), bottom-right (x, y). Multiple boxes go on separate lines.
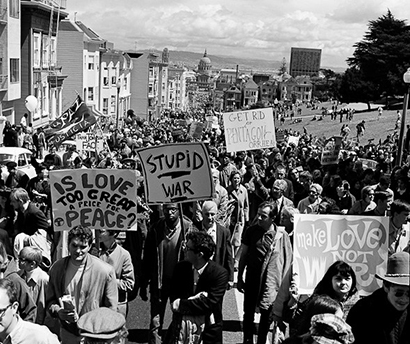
top-left (0, 0), bottom-right (316, 131)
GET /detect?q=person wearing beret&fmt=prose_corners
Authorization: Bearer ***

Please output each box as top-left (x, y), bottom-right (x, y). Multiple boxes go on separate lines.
top-left (346, 252), bottom-right (410, 344)
top-left (78, 307), bottom-right (128, 344)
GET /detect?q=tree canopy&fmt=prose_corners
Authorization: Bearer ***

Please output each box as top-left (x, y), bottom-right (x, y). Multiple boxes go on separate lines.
top-left (345, 10), bottom-right (410, 101)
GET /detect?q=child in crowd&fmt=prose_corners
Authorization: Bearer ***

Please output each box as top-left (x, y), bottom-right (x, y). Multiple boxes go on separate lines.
top-left (18, 246), bottom-right (49, 324)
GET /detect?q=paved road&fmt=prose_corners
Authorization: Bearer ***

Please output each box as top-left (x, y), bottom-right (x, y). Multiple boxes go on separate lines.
top-left (125, 282), bottom-right (251, 344)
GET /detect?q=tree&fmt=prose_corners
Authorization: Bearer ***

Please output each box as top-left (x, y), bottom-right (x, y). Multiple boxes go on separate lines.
top-left (278, 57), bottom-right (287, 76)
top-left (347, 10), bottom-right (410, 100)
top-left (338, 67), bottom-right (377, 106)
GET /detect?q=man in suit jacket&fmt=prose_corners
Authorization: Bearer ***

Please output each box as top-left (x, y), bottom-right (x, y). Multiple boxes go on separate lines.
top-left (201, 201), bottom-right (234, 287)
top-left (170, 231), bottom-right (228, 344)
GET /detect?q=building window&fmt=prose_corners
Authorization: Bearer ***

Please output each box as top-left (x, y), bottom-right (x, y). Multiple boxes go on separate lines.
top-left (10, 58), bottom-right (19, 83)
top-left (88, 56), bottom-right (94, 70)
top-left (103, 98), bottom-right (108, 114)
top-left (111, 95), bottom-right (116, 113)
top-left (50, 37), bottom-right (57, 66)
top-left (9, 0), bottom-right (19, 18)
top-left (33, 33), bottom-right (41, 68)
top-left (112, 76), bottom-right (116, 85)
top-left (103, 77), bottom-right (109, 86)
top-left (88, 87), bottom-right (94, 101)
top-left (42, 36), bottom-right (49, 68)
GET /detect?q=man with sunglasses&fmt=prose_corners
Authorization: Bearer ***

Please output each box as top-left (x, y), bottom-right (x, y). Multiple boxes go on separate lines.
top-left (140, 203), bottom-right (197, 344)
top-left (0, 278), bottom-right (58, 343)
top-left (347, 252), bottom-right (410, 344)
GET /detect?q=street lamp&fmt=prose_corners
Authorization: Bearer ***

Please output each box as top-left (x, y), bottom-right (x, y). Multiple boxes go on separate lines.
top-left (396, 68), bottom-right (410, 166)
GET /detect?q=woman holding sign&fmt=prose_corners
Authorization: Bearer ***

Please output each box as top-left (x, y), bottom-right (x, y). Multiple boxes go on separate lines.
top-left (227, 171), bottom-right (249, 270)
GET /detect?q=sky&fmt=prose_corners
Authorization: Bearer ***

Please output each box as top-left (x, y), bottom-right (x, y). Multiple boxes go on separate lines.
top-left (66, 0), bottom-right (410, 69)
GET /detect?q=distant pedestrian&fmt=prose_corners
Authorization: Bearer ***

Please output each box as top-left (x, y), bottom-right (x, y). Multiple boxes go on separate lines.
top-left (378, 106), bottom-right (383, 120)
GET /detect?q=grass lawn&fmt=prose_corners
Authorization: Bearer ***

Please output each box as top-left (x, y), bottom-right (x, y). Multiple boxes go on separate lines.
top-left (278, 102), bottom-right (404, 145)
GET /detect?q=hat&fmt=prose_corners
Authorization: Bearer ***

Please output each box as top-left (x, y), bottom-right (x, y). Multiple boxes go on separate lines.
top-left (375, 252), bottom-right (410, 286)
top-left (77, 307), bottom-right (126, 339)
top-left (309, 313), bottom-right (354, 344)
top-left (310, 183), bottom-right (323, 195)
top-left (5, 161), bottom-right (17, 168)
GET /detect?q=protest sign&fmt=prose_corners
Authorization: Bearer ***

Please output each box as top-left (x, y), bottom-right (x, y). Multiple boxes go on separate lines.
top-left (49, 169), bottom-right (138, 231)
top-left (288, 135), bottom-right (300, 147)
top-left (293, 214), bottom-right (389, 296)
top-left (137, 142), bottom-right (214, 204)
top-left (320, 136), bottom-right (342, 165)
top-left (75, 133), bottom-right (104, 152)
top-left (223, 108), bottom-right (276, 152)
top-left (359, 158), bottom-right (378, 170)
top-left (276, 131), bottom-right (285, 143)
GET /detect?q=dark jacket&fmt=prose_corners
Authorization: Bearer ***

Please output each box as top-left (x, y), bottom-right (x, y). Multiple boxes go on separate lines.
top-left (347, 287), bottom-right (409, 344)
top-left (170, 260), bottom-right (228, 344)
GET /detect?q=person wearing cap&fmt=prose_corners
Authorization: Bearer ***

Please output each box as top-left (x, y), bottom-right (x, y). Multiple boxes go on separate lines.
top-left (297, 183), bottom-right (323, 214)
top-left (5, 161), bottom-right (29, 190)
top-left (140, 203), bottom-right (197, 344)
top-left (200, 201), bottom-right (234, 288)
top-left (0, 278), bottom-right (58, 343)
top-left (46, 225), bottom-right (118, 344)
top-left (77, 307), bottom-right (128, 344)
top-left (346, 252), bottom-right (410, 344)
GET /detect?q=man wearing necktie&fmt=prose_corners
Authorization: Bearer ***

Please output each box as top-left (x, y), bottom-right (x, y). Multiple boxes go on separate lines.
top-left (201, 201), bottom-right (234, 289)
top-left (170, 231), bottom-right (229, 344)
top-left (237, 201), bottom-right (292, 344)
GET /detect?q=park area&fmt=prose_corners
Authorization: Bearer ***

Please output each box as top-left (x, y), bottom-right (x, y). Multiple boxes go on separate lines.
top-left (279, 102), bottom-right (404, 145)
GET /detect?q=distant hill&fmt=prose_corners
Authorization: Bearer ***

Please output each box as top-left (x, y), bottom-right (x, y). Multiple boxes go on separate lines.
top-left (141, 49), bottom-right (282, 74)
top-left (140, 49), bottom-right (346, 74)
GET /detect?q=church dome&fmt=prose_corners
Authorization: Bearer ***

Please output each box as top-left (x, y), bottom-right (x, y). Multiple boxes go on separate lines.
top-left (198, 50), bottom-right (211, 70)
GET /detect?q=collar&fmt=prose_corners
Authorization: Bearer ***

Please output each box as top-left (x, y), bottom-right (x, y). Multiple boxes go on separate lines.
top-left (203, 222), bottom-right (216, 232)
top-left (20, 268), bottom-right (42, 284)
top-left (22, 202), bottom-right (30, 213)
top-left (197, 261), bottom-right (209, 276)
top-left (101, 241), bottom-right (118, 256)
top-left (3, 314), bottom-right (22, 343)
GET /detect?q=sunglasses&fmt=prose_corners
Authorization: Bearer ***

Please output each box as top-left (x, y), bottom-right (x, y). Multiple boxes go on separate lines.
top-left (394, 290), bottom-right (409, 298)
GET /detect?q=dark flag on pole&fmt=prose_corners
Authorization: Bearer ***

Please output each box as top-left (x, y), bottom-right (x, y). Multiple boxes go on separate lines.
top-left (46, 96), bottom-right (97, 148)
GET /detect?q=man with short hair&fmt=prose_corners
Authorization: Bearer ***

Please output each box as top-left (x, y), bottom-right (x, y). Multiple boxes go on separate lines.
top-left (389, 200), bottom-right (410, 255)
top-left (5, 162), bottom-right (29, 190)
top-left (46, 225), bottom-right (118, 344)
top-left (140, 203), bottom-right (196, 344)
top-left (0, 242), bottom-right (37, 322)
top-left (367, 191), bottom-right (391, 216)
top-left (10, 188), bottom-right (51, 263)
top-left (170, 231), bottom-right (229, 344)
top-left (201, 201), bottom-right (234, 288)
top-left (347, 252), bottom-right (409, 344)
top-left (237, 201), bottom-right (292, 344)
top-left (0, 279), bottom-right (59, 343)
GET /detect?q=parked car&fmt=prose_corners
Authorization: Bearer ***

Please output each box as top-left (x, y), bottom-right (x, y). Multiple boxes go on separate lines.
top-left (0, 147), bottom-right (37, 181)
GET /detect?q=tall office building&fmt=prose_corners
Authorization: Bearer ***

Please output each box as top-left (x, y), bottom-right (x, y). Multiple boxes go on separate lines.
top-left (289, 47), bottom-right (321, 77)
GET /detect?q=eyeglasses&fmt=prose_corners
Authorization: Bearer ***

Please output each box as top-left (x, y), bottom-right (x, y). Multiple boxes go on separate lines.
top-left (0, 304), bottom-right (12, 317)
top-left (393, 290), bottom-right (409, 298)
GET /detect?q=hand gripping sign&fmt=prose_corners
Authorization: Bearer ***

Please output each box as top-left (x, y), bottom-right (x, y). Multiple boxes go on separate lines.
top-left (50, 169), bottom-right (139, 231)
top-left (137, 143), bottom-right (214, 204)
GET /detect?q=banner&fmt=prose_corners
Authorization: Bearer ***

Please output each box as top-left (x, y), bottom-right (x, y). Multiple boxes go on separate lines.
top-left (320, 136), bottom-right (342, 165)
top-left (46, 96), bottom-right (97, 148)
top-left (223, 107), bottom-right (276, 152)
top-left (75, 133), bottom-right (105, 152)
top-left (293, 214), bottom-right (389, 296)
top-left (137, 143), bottom-right (214, 204)
top-left (49, 169), bottom-right (138, 231)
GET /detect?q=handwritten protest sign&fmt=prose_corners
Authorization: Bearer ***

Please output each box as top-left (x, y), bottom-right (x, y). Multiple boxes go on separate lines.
top-left (50, 169), bottom-right (138, 231)
top-left (75, 133), bottom-right (105, 152)
top-left (137, 143), bottom-right (214, 204)
top-left (359, 158), bottom-right (378, 170)
top-left (320, 136), bottom-right (342, 165)
top-left (293, 214), bottom-right (389, 296)
top-left (288, 135), bottom-right (300, 147)
top-left (223, 108), bottom-right (276, 152)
